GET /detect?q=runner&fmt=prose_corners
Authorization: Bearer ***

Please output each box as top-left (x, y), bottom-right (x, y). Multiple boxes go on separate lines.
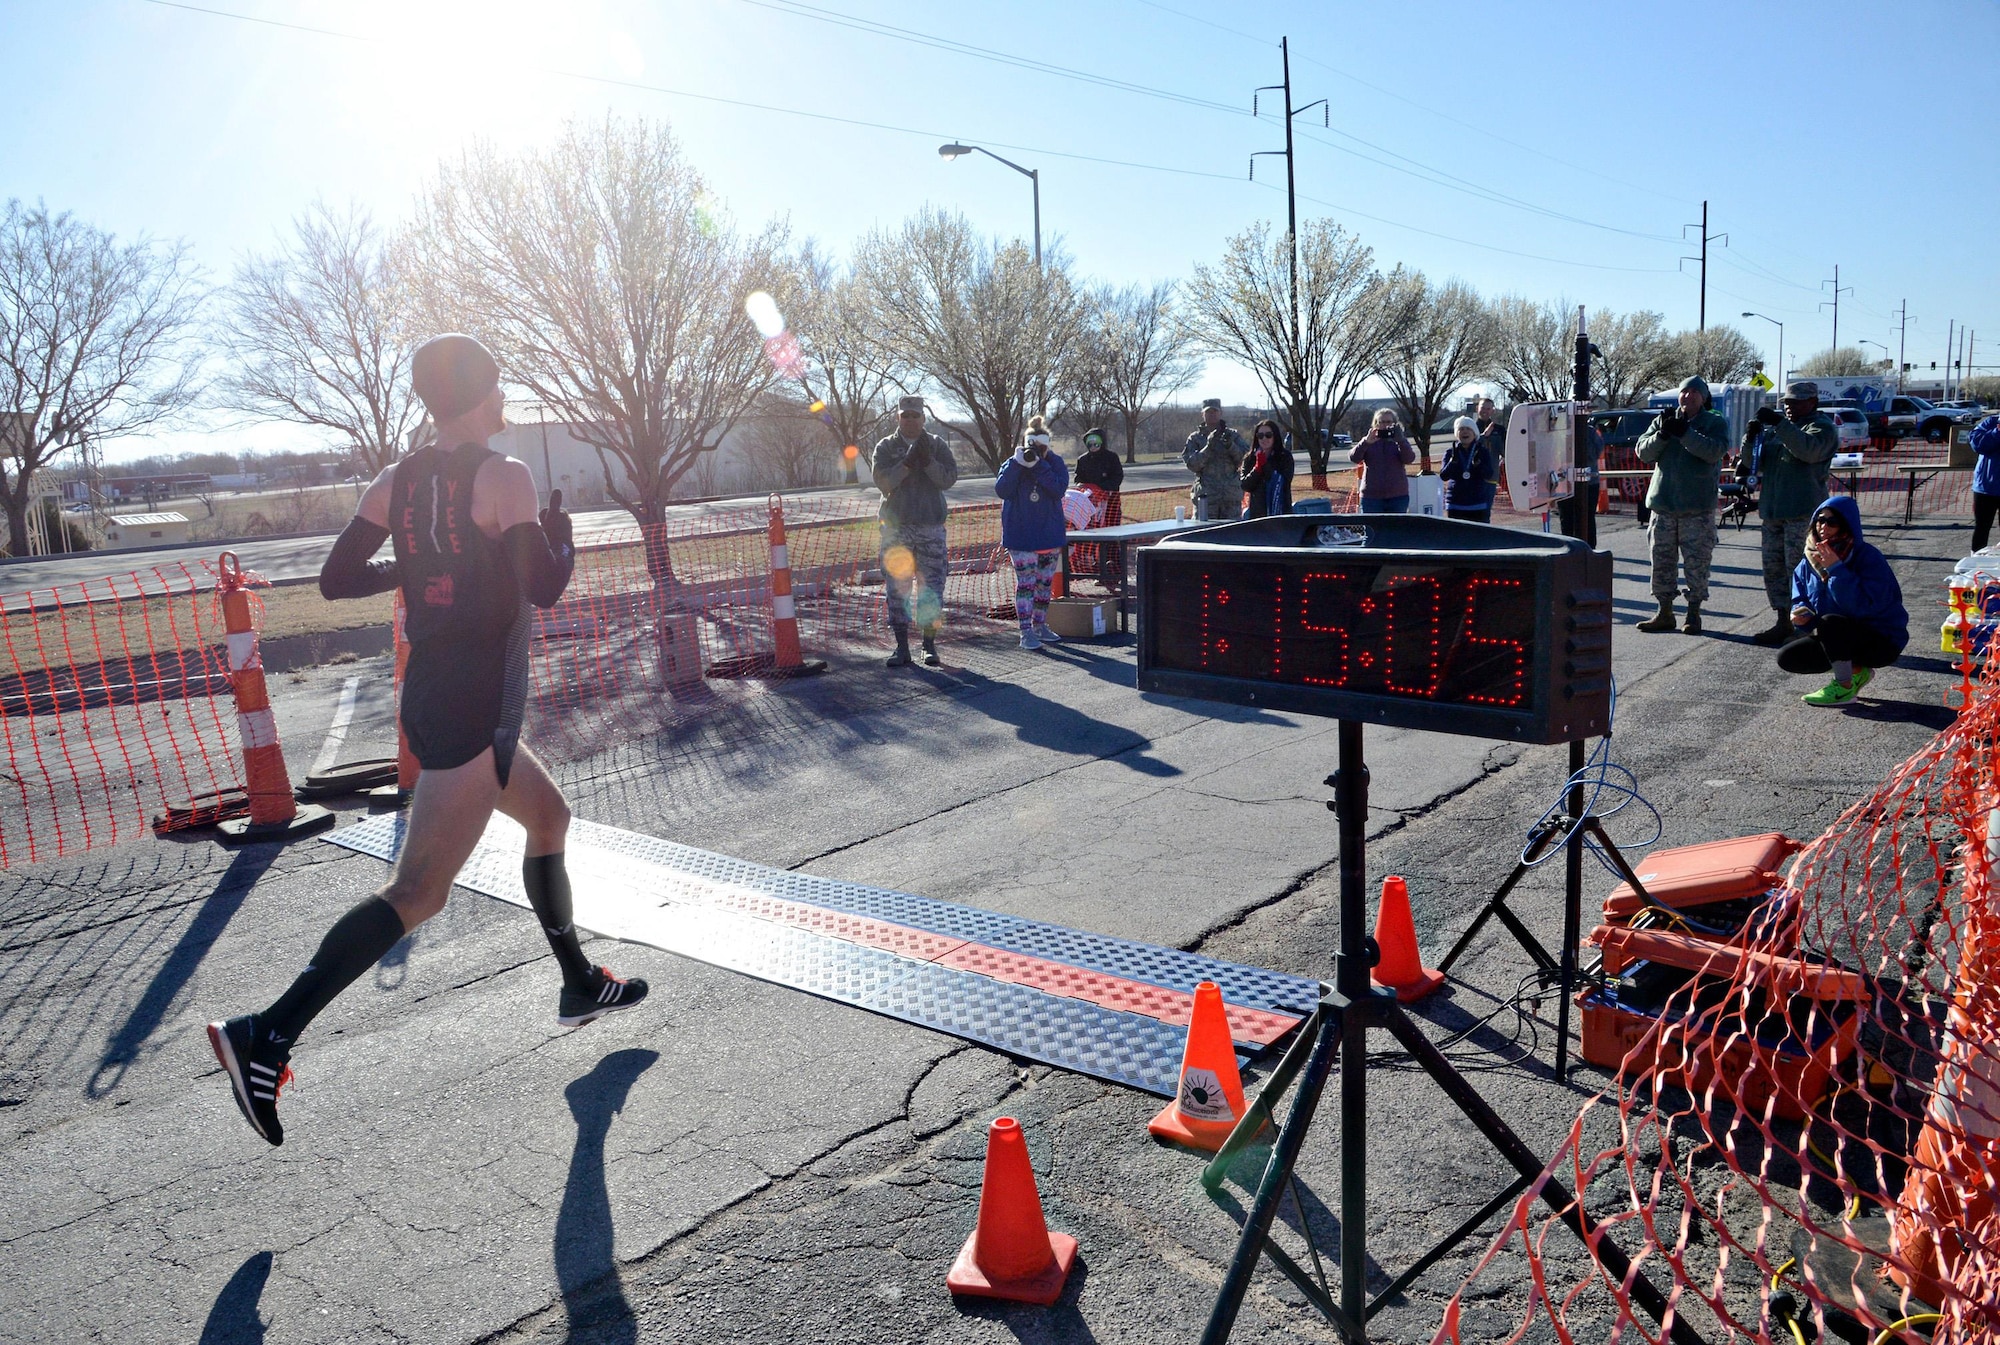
top-left (207, 334), bottom-right (648, 1146)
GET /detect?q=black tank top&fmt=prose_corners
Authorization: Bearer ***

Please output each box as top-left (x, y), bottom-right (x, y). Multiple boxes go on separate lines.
top-left (389, 443), bottom-right (521, 649)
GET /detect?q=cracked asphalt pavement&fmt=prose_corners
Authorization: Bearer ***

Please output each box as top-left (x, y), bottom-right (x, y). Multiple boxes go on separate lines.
top-left (0, 512), bottom-right (1970, 1343)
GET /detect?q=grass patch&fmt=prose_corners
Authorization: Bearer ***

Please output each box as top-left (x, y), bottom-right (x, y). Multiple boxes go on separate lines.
top-left (2, 585), bottom-right (393, 678)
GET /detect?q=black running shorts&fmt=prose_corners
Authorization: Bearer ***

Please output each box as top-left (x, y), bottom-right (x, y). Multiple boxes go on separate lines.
top-left (400, 603), bottom-right (532, 786)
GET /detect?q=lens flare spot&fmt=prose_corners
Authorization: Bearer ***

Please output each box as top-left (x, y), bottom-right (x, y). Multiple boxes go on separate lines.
top-left (808, 400), bottom-right (826, 414)
top-left (883, 546), bottom-right (916, 581)
top-left (745, 291), bottom-right (785, 338)
top-left (842, 444), bottom-right (859, 460)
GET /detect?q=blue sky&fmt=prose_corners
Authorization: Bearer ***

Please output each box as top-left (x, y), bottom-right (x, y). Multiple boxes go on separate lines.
top-left (4, 0), bottom-right (1996, 462)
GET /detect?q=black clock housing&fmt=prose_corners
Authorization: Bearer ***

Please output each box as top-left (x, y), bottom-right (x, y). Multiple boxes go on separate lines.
top-left (1137, 515), bottom-right (1612, 744)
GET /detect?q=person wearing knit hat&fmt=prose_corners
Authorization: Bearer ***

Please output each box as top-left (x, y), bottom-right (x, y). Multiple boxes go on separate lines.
top-left (206, 332), bottom-right (649, 1148)
top-left (996, 414), bottom-right (1070, 649)
top-left (1439, 415), bottom-right (1498, 524)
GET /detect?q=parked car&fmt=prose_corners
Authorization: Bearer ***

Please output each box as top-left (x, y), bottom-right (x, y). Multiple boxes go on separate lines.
top-left (1824, 407), bottom-right (1871, 452)
top-left (1937, 399), bottom-right (1986, 414)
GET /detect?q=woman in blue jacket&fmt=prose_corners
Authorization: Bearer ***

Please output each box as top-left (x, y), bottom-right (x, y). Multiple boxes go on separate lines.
top-left (1778, 495), bottom-right (1908, 706)
top-left (1438, 415), bottom-right (1497, 523)
top-left (995, 414), bottom-right (1070, 650)
top-left (1969, 413), bottom-right (2000, 551)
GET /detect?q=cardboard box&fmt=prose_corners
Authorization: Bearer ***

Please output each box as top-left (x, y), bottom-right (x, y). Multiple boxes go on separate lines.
top-left (1043, 596), bottom-right (1113, 639)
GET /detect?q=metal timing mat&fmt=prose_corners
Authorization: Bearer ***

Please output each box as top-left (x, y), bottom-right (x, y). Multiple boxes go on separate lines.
top-left (326, 813), bottom-right (1322, 1097)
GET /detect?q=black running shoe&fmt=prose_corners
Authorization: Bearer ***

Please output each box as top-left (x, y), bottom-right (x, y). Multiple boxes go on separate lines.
top-left (558, 966), bottom-right (650, 1027)
top-left (207, 1014), bottom-right (292, 1146)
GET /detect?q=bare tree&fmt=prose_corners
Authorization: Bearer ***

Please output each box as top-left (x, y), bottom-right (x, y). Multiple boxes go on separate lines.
top-left (403, 117), bottom-right (791, 578)
top-left (1183, 219), bottom-right (1411, 485)
top-left (1088, 281), bottom-right (1200, 463)
top-left (1589, 308), bottom-right (1676, 409)
top-left (789, 246), bottom-right (897, 483)
top-left (738, 393), bottom-right (838, 490)
top-left (1381, 276), bottom-right (1496, 471)
top-left (218, 202), bottom-right (420, 475)
top-left (1792, 345), bottom-right (1876, 379)
top-left (1488, 295), bottom-right (1576, 403)
top-left (854, 208), bottom-right (1086, 472)
top-left (0, 200), bottom-right (205, 555)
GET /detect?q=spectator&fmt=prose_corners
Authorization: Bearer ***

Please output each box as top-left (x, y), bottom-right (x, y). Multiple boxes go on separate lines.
top-left (1239, 419), bottom-right (1294, 519)
top-left (1183, 398), bottom-right (1248, 521)
top-left (1743, 381), bottom-right (1837, 646)
top-left (1439, 415), bottom-right (1497, 524)
top-left (996, 414), bottom-right (1070, 651)
top-left (1071, 426), bottom-right (1125, 585)
top-left (871, 395), bottom-right (959, 667)
top-left (1634, 376), bottom-right (1728, 634)
top-left (1473, 396), bottom-right (1507, 465)
top-left (1970, 411), bottom-right (2000, 551)
top-left (1779, 496), bottom-right (1907, 707)
top-left (1349, 408), bottom-right (1416, 514)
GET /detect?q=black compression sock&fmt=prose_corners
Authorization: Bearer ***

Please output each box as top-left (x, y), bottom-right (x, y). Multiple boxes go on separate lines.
top-left (259, 896), bottom-right (408, 1050)
top-left (523, 854), bottom-right (594, 992)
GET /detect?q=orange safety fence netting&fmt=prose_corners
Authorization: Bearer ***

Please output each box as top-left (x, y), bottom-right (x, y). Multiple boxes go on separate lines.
top-left (1432, 663), bottom-right (2000, 1345)
top-left (0, 560), bottom-right (248, 867)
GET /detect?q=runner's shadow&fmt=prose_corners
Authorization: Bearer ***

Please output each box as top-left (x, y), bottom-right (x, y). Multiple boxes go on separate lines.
top-left (948, 672), bottom-right (1180, 777)
top-left (89, 847), bottom-right (277, 1098)
top-left (376, 930), bottom-right (418, 989)
top-left (556, 1048), bottom-right (658, 1343)
top-left (197, 1251), bottom-right (272, 1344)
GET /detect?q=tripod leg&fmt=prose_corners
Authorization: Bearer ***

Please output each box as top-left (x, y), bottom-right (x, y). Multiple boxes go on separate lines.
top-left (1199, 1007), bottom-right (1354, 1345)
top-left (1557, 740), bottom-right (1585, 1082)
top-left (1437, 860), bottom-right (1534, 973)
top-left (1378, 1005), bottom-right (1707, 1345)
top-left (1202, 1004), bottom-right (1322, 1193)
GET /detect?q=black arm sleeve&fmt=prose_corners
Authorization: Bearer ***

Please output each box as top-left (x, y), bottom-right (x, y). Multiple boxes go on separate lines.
top-left (504, 521), bottom-right (575, 609)
top-left (319, 518), bottom-right (400, 600)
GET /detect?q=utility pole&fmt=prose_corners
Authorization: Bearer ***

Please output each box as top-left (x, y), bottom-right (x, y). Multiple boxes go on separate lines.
top-left (1946, 319), bottom-right (1955, 399)
top-left (1249, 38), bottom-right (1327, 462)
top-left (1820, 265), bottom-right (1852, 352)
top-left (1896, 299), bottom-right (1910, 389)
top-left (1681, 201), bottom-right (1726, 332)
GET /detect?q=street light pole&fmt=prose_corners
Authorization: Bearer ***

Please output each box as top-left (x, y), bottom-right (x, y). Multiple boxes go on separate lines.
top-left (1742, 311), bottom-right (1784, 389)
top-left (938, 142), bottom-right (1040, 266)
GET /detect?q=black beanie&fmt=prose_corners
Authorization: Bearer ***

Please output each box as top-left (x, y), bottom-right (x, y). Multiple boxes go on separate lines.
top-left (411, 334), bottom-right (500, 419)
top-left (1082, 427), bottom-right (1107, 450)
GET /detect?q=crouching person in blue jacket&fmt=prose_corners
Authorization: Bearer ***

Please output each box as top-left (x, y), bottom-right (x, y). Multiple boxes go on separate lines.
top-left (1778, 495), bottom-right (1907, 707)
top-left (996, 414), bottom-right (1070, 651)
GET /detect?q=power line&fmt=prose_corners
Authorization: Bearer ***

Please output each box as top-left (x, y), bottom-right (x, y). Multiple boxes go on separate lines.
top-left (1126, 0), bottom-right (1696, 208)
top-left (737, 0), bottom-right (1688, 249)
top-left (139, 0), bottom-right (1682, 279)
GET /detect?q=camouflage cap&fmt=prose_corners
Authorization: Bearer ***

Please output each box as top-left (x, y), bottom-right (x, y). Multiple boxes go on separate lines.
top-left (1200, 398), bottom-right (1222, 411)
top-left (896, 395), bottom-right (926, 415)
top-left (1782, 380), bottom-right (1820, 401)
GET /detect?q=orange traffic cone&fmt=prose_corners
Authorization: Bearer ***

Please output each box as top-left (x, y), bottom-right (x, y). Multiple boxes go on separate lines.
top-left (1148, 980), bottom-right (1251, 1151)
top-left (1371, 875), bottom-right (1444, 1002)
top-left (1597, 480), bottom-right (1611, 513)
top-left (214, 552), bottom-right (332, 847)
top-left (946, 1116), bottom-right (1079, 1305)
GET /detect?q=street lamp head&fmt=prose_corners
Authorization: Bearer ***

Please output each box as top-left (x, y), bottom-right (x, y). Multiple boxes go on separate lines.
top-left (939, 143), bottom-right (971, 161)
top-left (1741, 311), bottom-right (1756, 317)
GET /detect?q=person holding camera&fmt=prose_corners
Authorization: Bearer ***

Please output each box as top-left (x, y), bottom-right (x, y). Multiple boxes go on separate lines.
top-left (1741, 381), bottom-right (1837, 646)
top-left (872, 395), bottom-right (959, 667)
top-left (1634, 376), bottom-right (1729, 633)
top-left (1439, 415), bottom-right (1497, 524)
top-left (1778, 496), bottom-right (1906, 706)
top-left (1238, 419), bottom-right (1294, 519)
top-left (1349, 408), bottom-right (1417, 513)
top-left (1183, 398), bottom-right (1248, 521)
top-left (996, 414), bottom-right (1069, 650)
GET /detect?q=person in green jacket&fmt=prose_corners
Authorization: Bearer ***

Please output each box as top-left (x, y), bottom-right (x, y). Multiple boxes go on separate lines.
top-left (1634, 375), bottom-right (1729, 633)
top-left (1740, 380), bottom-right (1837, 646)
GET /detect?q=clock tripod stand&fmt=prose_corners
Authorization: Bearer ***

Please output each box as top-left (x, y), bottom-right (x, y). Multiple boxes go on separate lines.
top-left (1195, 720), bottom-right (1702, 1345)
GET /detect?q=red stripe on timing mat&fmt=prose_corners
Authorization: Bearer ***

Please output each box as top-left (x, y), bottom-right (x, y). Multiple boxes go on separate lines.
top-left (936, 944), bottom-right (1299, 1047)
top-left (703, 889), bottom-right (970, 962)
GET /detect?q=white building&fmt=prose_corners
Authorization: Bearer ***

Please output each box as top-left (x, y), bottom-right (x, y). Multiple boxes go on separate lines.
top-left (102, 512), bottom-right (191, 549)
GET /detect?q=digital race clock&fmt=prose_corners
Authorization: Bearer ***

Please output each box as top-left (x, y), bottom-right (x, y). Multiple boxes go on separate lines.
top-left (1137, 515), bottom-right (1612, 744)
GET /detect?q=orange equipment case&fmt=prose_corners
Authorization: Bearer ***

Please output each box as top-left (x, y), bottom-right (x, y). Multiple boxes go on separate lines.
top-left (1602, 832), bottom-right (1802, 922)
top-left (1578, 924), bottom-right (1867, 1121)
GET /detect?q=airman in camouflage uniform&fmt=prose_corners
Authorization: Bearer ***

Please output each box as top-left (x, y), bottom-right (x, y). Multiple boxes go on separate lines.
top-left (1183, 398), bottom-right (1248, 521)
top-left (872, 396), bottom-right (959, 667)
top-left (1634, 376), bottom-right (1729, 634)
top-left (1742, 380), bottom-right (1836, 645)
